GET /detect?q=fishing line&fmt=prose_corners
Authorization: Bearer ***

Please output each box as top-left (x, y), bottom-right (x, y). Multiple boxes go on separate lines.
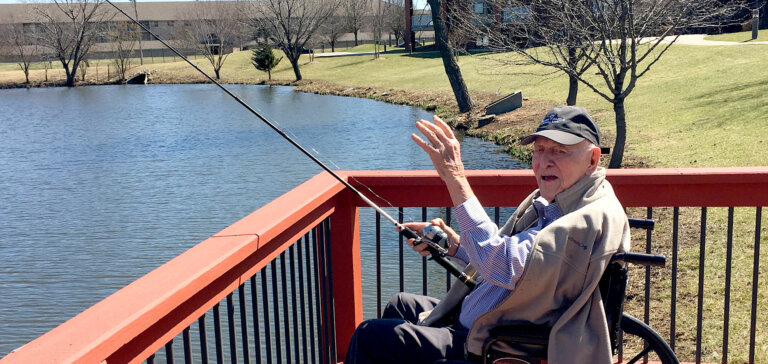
top-left (105, 0), bottom-right (475, 288)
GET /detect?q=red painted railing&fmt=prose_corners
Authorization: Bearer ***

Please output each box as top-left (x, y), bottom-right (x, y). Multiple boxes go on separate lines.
top-left (2, 167), bottom-right (767, 363)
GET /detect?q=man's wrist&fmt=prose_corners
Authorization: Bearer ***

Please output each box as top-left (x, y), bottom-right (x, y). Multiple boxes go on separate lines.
top-left (444, 177), bottom-right (474, 206)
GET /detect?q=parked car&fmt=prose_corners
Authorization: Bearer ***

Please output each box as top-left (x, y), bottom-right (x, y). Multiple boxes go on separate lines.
top-left (396, 40), bottom-right (421, 48)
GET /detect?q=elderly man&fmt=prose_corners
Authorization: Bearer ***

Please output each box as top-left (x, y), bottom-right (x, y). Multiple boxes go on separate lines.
top-left (345, 106), bottom-right (630, 364)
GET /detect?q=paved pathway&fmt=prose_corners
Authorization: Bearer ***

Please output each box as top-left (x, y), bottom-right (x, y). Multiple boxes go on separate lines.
top-left (655, 33), bottom-right (768, 46)
top-left (311, 35), bottom-right (768, 59)
top-left (314, 51), bottom-right (377, 58)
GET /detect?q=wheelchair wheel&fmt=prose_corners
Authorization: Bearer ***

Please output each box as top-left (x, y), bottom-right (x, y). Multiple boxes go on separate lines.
top-left (619, 313), bottom-right (679, 364)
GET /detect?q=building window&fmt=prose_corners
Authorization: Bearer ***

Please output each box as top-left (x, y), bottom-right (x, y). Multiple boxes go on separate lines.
top-left (476, 35), bottom-right (489, 46)
top-left (22, 23), bottom-right (37, 33)
top-left (152, 21), bottom-right (159, 28)
top-left (473, 2), bottom-right (484, 14)
top-left (167, 21), bottom-right (174, 27)
top-left (503, 5), bottom-right (531, 23)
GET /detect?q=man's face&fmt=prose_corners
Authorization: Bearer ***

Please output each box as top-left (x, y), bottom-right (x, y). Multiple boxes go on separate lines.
top-left (532, 137), bottom-right (595, 202)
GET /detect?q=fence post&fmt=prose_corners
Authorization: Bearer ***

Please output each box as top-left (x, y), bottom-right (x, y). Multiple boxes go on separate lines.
top-left (329, 188), bottom-right (362, 360)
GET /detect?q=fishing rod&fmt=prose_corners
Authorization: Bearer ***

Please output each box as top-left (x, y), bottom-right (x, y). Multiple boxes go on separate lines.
top-left (105, 0), bottom-right (476, 289)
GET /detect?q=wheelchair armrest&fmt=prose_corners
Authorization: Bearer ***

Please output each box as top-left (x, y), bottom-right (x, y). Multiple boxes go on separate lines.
top-left (487, 325), bottom-right (551, 346)
top-left (628, 218), bottom-right (655, 230)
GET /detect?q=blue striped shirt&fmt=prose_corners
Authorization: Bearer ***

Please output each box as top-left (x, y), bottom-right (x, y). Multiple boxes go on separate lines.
top-left (452, 196), bottom-right (563, 329)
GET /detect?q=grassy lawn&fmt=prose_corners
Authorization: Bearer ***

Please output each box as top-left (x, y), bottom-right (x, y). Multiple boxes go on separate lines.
top-left (705, 30), bottom-right (768, 42)
top-left (263, 45), bottom-right (768, 168)
top-left (1, 42), bottom-right (766, 362)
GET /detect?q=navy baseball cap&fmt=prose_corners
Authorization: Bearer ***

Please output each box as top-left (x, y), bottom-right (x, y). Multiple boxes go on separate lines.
top-left (520, 106), bottom-right (602, 146)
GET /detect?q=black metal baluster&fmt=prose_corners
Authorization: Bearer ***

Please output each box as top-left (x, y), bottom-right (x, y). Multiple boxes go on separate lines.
top-left (317, 221), bottom-right (332, 364)
top-left (376, 212), bottom-right (382, 318)
top-left (645, 207), bottom-right (652, 325)
top-left (324, 220), bottom-right (338, 363)
top-left (494, 207), bottom-right (500, 226)
top-left (147, 354), bottom-right (155, 364)
top-left (399, 207), bottom-right (404, 293)
top-left (695, 207), bottom-right (707, 364)
top-left (722, 207), bottom-right (734, 363)
top-left (213, 303), bottom-right (223, 364)
top-left (749, 207), bottom-right (761, 364)
top-left (422, 207), bottom-right (428, 296)
top-left (250, 276), bottom-right (261, 364)
top-left (261, 269), bottom-right (273, 364)
top-left (290, 244), bottom-right (301, 363)
top-left (308, 230), bottom-right (319, 364)
top-left (280, 252), bottom-right (293, 364)
top-left (271, 260), bottom-right (282, 364)
top-left (227, 293), bottom-right (238, 364)
top-left (198, 314), bottom-right (209, 364)
top-left (670, 207), bottom-right (679, 352)
top-left (182, 327), bottom-right (192, 364)
top-left (298, 235), bottom-right (310, 363)
top-left (313, 226), bottom-right (325, 364)
top-left (238, 284), bottom-right (250, 364)
top-left (165, 340), bottom-right (174, 364)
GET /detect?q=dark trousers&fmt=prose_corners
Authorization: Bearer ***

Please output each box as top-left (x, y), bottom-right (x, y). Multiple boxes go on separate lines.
top-left (344, 292), bottom-right (468, 364)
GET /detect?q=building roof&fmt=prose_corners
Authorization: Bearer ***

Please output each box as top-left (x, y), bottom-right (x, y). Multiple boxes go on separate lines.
top-left (0, 1), bottom-right (247, 23)
top-left (0, 0), bottom-right (402, 24)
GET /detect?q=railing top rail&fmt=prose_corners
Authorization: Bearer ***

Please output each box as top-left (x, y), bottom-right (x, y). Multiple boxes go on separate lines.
top-left (341, 167), bottom-right (768, 207)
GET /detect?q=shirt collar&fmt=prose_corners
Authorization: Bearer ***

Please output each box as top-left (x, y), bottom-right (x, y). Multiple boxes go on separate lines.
top-left (533, 196), bottom-right (564, 229)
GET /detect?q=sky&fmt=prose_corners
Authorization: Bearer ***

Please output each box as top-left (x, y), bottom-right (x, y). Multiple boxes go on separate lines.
top-left (0, 0), bottom-right (430, 8)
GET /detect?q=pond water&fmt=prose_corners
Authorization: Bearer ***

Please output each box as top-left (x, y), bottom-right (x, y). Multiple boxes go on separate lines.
top-left (0, 84), bottom-right (527, 356)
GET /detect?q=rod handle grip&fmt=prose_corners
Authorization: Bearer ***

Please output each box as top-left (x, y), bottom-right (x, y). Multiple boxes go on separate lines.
top-left (399, 226), bottom-right (421, 241)
top-left (399, 226), bottom-right (477, 289)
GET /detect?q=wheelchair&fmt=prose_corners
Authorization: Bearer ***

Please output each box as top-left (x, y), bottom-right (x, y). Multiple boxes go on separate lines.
top-left (438, 218), bottom-right (678, 364)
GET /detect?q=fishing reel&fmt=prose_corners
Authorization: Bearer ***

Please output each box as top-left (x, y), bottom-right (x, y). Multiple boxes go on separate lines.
top-left (419, 224), bottom-right (450, 257)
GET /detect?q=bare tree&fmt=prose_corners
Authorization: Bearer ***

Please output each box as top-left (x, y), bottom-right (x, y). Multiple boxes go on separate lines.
top-left (319, 15), bottom-right (346, 52)
top-left (427, 0), bottom-right (473, 112)
top-left (344, 0), bottom-right (370, 46)
top-left (384, 0), bottom-right (405, 45)
top-left (371, 0), bottom-right (385, 57)
top-left (33, 0), bottom-right (113, 87)
top-left (470, 0), bottom-right (744, 167)
top-left (251, 0), bottom-right (341, 81)
top-left (2, 23), bottom-right (42, 84)
top-left (176, 0), bottom-right (246, 80)
top-left (106, 21), bottom-right (138, 82)
top-left (444, 0), bottom-right (474, 52)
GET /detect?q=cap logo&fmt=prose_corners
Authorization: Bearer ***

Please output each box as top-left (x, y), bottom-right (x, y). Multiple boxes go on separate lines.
top-left (541, 113), bottom-right (564, 126)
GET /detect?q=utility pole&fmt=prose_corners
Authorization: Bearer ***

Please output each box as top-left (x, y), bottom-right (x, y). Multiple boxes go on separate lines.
top-left (131, 0), bottom-right (144, 65)
top-left (404, 0), bottom-right (414, 52)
